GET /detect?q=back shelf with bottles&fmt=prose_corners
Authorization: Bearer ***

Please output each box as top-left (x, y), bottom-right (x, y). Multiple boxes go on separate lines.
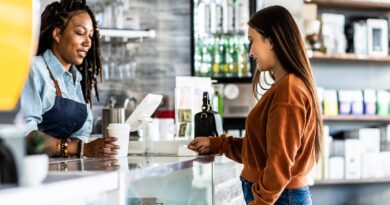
top-left (194, 33), bottom-right (252, 80)
top-left (192, 0), bottom-right (256, 82)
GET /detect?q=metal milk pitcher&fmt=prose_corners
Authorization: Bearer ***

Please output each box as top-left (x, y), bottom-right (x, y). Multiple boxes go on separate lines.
top-left (102, 108), bottom-right (125, 137)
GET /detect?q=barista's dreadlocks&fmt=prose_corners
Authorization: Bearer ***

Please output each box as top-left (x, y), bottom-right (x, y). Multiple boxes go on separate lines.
top-left (37, 0), bottom-right (101, 104)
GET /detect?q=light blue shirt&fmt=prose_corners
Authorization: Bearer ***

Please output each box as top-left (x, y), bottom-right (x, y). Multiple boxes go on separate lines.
top-left (20, 49), bottom-right (92, 141)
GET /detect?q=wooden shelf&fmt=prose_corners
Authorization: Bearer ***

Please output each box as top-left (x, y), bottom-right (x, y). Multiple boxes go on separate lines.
top-left (309, 52), bottom-right (390, 63)
top-left (305, 0), bottom-right (390, 10)
top-left (323, 115), bottom-right (390, 122)
top-left (315, 177), bottom-right (390, 185)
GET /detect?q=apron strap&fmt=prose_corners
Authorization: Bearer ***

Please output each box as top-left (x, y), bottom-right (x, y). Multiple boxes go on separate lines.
top-left (42, 56), bottom-right (63, 97)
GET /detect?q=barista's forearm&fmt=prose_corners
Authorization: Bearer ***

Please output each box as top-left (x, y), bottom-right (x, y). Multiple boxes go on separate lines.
top-left (26, 131), bottom-right (79, 157)
top-left (27, 130), bottom-right (58, 156)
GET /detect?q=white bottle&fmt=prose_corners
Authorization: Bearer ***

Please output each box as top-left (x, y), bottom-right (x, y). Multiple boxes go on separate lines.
top-left (141, 117), bottom-right (153, 154)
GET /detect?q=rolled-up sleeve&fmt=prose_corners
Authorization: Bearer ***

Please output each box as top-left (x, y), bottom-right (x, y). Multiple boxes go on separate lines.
top-left (20, 66), bottom-right (43, 135)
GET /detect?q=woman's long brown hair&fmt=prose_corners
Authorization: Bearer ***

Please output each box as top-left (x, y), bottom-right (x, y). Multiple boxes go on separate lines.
top-left (37, 0), bottom-right (102, 104)
top-left (248, 5), bottom-right (323, 162)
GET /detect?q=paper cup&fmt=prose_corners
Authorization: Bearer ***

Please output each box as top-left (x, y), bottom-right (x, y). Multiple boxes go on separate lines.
top-left (107, 123), bottom-right (131, 157)
top-left (20, 154), bottom-right (48, 186)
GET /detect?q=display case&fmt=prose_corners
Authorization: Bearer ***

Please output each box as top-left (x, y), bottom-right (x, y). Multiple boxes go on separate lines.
top-left (46, 155), bottom-right (244, 205)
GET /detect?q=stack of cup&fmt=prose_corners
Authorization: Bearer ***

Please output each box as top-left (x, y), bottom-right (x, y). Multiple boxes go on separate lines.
top-left (107, 123), bottom-right (131, 157)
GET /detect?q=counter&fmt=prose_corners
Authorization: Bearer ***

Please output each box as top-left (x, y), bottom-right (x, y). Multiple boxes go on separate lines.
top-left (0, 170), bottom-right (120, 205)
top-left (0, 154), bottom-right (244, 205)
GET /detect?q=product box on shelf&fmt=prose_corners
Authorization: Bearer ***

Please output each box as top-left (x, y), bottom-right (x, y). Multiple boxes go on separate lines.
top-left (338, 90), bottom-right (363, 115)
top-left (380, 124), bottom-right (390, 151)
top-left (345, 139), bottom-right (361, 179)
top-left (377, 90), bottom-right (390, 116)
top-left (363, 89), bottom-right (377, 115)
top-left (323, 89), bottom-right (338, 116)
top-left (361, 153), bottom-right (384, 179)
top-left (328, 156), bottom-right (344, 180)
top-left (345, 128), bottom-right (381, 153)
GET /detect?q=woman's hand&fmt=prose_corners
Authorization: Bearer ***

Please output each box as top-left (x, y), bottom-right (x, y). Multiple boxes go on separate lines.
top-left (84, 136), bottom-right (119, 157)
top-left (188, 137), bottom-right (210, 155)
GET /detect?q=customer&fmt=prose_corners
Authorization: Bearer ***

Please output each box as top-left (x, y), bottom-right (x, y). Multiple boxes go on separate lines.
top-left (188, 5), bottom-right (323, 205)
top-left (21, 0), bottom-right (119, 157)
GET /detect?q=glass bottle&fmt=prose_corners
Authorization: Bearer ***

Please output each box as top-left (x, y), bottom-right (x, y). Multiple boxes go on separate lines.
top-left (201, 37), bottom-right (212, 76)
top-left (224, 35), bottom-right (233, 77)
top-left (194, 37), bottom-right (203, 76)
top-left (212, 36), bottom-right (222, 77)
top-left (219, 35), bottom-right (227, 77)
top-left (245, 37), bottom-right (252, 77)
top-left (231, 36), bottom-right (239, 77)
top-left (213, 90), bottom-right (223, 117)
top-left (239, 36), bottom-right (251, 77)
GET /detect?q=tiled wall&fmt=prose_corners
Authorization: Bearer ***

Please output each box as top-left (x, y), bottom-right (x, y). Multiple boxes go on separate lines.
top-left (111, 0), bottom-right (191, 93)
top-left (96, 0), bottom-right (191, 109)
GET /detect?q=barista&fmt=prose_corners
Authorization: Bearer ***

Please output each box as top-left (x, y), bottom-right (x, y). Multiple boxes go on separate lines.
top-left (20, 0), bottom-right (118, 157)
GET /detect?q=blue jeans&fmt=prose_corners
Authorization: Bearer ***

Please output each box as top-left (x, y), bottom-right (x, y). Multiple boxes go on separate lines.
top-left (240, 177), bottom-right (312, 205)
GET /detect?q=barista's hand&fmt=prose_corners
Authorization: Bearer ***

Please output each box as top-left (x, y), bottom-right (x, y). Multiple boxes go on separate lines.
top-left (84, 136), bottom-right (119, 157)
top-left (188, 137), bottom-right (210, 155)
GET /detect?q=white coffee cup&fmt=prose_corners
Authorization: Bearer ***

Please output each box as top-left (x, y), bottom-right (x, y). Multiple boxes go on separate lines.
top-left (107, 123), bottom-right (131, 157)
top-left (20, 154), bottom-right (49, 186)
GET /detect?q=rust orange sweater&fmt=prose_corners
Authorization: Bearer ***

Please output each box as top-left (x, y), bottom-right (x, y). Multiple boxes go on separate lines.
top-left (209, 73), bottom-right (317, 205)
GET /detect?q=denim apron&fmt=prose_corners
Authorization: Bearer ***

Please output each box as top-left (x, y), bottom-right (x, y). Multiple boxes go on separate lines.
top-left (37, 58), bottom-right (88, 140)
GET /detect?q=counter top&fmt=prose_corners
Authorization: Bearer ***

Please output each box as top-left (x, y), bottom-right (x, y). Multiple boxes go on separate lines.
top-left (48, 154), bottom-right (217, 181)
top-left (0, 154), bottom-right (240, 205)
top-left (0, 171), bottom-right (120, 205)
top-left (48, 154), bottom-right (220, 205)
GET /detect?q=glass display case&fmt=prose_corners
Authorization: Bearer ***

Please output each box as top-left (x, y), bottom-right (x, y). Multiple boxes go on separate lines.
top-left (47, 155), bottom-right (243, 205)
